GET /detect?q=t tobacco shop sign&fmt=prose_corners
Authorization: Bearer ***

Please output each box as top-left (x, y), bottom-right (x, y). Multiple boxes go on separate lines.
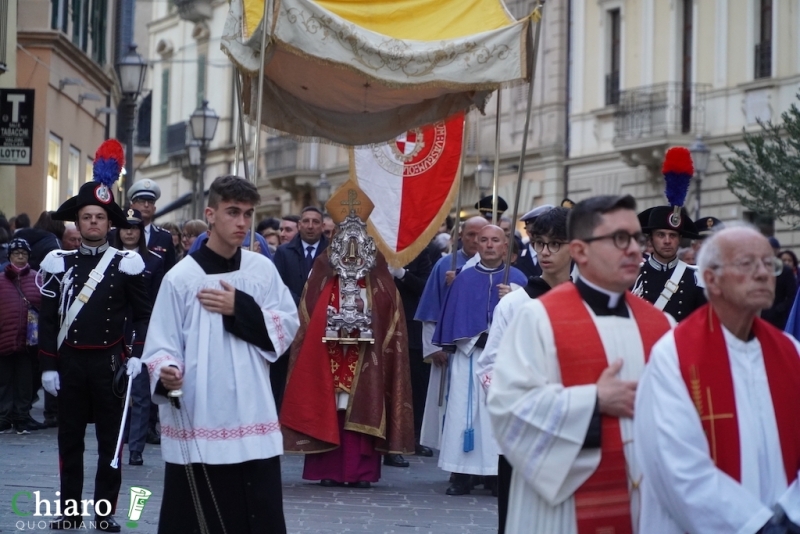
top-left (0, 89), bottom-right (34, 166)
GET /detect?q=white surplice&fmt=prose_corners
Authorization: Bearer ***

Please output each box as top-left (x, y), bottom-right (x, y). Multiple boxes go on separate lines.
top-left (142, 250), bottom-right (299, 465)
top-left (438, 335), bottom-right (500, 476)
top-left (634, 326), bottom-right (800, 533)
top-left (420, 321), bottom-right (447, 449)
top-left (488, 298), bottom-right (672, 533)
top-left (475, 287), bottom-right (530, 393)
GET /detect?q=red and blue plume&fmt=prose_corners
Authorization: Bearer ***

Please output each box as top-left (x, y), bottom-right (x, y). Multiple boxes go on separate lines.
top-left (662, 146), bottom-right (694, 208)
top-left (93, 139), bottom-right (125, 188)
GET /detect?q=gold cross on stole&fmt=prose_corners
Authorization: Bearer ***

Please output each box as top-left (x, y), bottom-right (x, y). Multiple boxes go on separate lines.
top-left (700, 387), bottom-right (734, 465)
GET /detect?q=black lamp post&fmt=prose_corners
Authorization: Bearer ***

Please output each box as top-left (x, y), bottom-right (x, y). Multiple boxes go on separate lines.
top-left (189, 100), bottom-right (220, 218)
top-left (689, 136), bottom-right (710, 220)
top-left (316, 173), bottom-right (332, 211)
top-left (115, 44), bottom-right (148, 201)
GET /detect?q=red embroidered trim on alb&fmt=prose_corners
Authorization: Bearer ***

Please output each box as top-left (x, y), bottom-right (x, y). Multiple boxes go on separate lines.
top-left (146, 355), bottom-right (179, 379)
top-left (270, 312), bottom-right (285, 352)
top-left (161, 421), bottom-right (281, 441)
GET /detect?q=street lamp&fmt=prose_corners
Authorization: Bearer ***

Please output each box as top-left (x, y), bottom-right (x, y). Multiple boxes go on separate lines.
top-left (115, 44), bottom-right (148, 201)
top-left (689, 136), bottom-right (710, 220)
top-left (316, 173), bottom-right (332, 210)
top-left (189, 100), bottom-right (220, 218)
top-left (475, 158), bottom-right (493, 196)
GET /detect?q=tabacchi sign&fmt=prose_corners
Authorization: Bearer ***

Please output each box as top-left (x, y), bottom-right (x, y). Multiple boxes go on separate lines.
top-left (0, 89), bottom-right (34, 166)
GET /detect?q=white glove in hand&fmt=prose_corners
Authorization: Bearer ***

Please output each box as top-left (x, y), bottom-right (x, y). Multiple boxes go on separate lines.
top-left (126, 357), bottom-right (142, 379)
top-left (42, 371), bottom-right (60, 397)
top-left (388, 266), bottom-right (406, 279)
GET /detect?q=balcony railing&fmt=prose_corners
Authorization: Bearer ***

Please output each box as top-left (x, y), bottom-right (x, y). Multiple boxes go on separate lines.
top-left (754, 41), bottom-right (772, 79)
top-left (605, 71), bottom-right (620, 106)
top-left (613, 82), bottom-right (709, 144)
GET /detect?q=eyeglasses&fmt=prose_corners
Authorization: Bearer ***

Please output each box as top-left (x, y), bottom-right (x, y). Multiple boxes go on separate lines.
top-left (532, 239), bottom-right (567, 253)
top-left (714, 256), bottom-right (784, 277)
top-left (9, 250), bottom-right (28, 257)
top-left (583, 231), bottom-right (648, 250)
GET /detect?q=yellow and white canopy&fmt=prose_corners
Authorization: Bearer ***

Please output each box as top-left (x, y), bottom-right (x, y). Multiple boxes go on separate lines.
top-left (222, 0), bottom-right (533, 145)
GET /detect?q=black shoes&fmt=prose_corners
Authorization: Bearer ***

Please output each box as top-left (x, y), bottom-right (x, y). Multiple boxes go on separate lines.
top-left (43, 416), bottom-right (59, 428)
top-left (14, 422), bottom-right (30, 435)
top-left (23, 416), bottom-right (47, 431)
top-left (348, 481), bottom-right (371, 489)
top-left (95, 515), bottom-right (122, 532)
top-left (320, 479), bottom-right (344, 487)
top-left (446, 473), bottom-right (473, 496)
top-left (383, 454), bottom-right (409, 467)
top-left (129, 451), bottom-right (144, 466)
top-left (320, 479), bottom-right (371, 488)
top-left (415, 444), bottom-right (434, 457)
top-left (145, 429), bottom-right (161, 445)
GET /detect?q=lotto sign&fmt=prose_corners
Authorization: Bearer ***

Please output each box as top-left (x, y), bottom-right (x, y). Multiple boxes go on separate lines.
top-left (0, 89), bottom-right (34, 165)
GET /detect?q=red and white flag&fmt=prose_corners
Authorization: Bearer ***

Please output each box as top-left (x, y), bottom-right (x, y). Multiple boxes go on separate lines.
top-left (353, 112), bottom-right (465, 267)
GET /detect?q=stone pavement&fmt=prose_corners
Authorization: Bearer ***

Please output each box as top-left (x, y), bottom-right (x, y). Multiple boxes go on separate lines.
top-left (1, 403), bottom-right (498, 534)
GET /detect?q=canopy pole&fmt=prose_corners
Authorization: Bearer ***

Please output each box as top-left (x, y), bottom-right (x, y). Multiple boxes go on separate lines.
top-left (450, 116), bottom-right (469, 273)
top-left (248, 0), bottom-right (272, 252)
top-left (503, 1), bottom-right (545, 284)
top-left (491, 90), bottom-right (502, 225)
top-left (439, 114), bottom-right (469, 408)
top-left (234, 72), bottom-right (250, 182)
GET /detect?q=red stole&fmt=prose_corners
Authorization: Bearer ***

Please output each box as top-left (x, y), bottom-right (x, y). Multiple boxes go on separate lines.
top-left (539, 283), bottom-right (671, 534)
top-left (674, 304), bottom-right (800, 485)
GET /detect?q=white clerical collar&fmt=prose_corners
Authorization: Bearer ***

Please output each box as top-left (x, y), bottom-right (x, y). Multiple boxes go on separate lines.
top-left (648, 255), bottom-right (679, 271)
top-left (580, 277), bottom-right (624, 308)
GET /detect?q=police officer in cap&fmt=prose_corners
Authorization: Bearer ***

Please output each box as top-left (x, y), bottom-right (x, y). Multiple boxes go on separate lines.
top-left (38, 140), bottom-right (151, 532)
top-left (128, 178), bottom-right (177, 271)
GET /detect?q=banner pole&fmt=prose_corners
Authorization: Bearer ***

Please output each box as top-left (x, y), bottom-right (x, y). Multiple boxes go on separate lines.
top-left (503, 1), bottom-right (545, 284)
top-left (234, 72), bottom-right (250, 182)
top-left (491, 90), bottom-right (502, 225)
top-left (248, 0), bottom-right (272, 252)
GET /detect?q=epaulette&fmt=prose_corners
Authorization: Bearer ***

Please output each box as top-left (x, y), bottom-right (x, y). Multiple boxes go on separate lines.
top-left (39, 249), bottom-right (78, 274)
top-left (116, 249), bottom-right (146, 275)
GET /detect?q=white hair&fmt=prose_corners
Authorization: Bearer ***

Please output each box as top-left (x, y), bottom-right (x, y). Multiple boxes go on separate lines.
top-left (433, 232), bottom-right (451, 253)
top-left (64, 222), bottom-right (77, 231)
top-left (696, 221), bottom-right (762, 280)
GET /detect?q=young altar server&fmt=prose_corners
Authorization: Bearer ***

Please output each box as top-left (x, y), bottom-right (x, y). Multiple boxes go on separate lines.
top-left (488, 195), bottom-right (674, 533)
top-left (634, 225), bottom-right (800, 533)
top-left (142, 175), bottom-right (299, 534)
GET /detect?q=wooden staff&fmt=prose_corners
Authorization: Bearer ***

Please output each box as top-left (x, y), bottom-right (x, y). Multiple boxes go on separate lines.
top-left (503, 1), bottom-right (545, 284)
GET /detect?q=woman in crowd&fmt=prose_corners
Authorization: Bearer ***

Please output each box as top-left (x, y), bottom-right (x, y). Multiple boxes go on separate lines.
top-left (0, 239), bottom-right (43, 434)
top-left (780, 249), bottom-right (799, 285)
top-left (180, 219), bottom-right (208, 256)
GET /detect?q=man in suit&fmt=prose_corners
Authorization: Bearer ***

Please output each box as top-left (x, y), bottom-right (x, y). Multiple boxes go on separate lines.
top-left (514, 205), bottom-right (554, 279)
top-left (271, 206), bottom-right (330, 409)
top-left (128, 179), bottom-right (177, 271)
top-left (273, 207), bottom-right (330, 304)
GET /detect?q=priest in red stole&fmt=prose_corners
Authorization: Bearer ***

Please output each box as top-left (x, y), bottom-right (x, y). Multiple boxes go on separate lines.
top-left (635, 225), bottom-right (800, 533)
top-left (280, 186), bottom-right (414, 488)
top-left (487, 195), bottom-right (673, 533)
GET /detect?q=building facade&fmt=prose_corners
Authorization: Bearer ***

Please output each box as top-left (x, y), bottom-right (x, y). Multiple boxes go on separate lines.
top-left (568, 0), bottom-right (800, 245)
top-left (12, 0), bottom-right (116, 218)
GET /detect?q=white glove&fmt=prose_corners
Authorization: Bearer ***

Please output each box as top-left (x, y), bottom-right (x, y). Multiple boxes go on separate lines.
top-left (42, 371), bottom-right (60, 397)
top-left (388, 266), bottom-right (406, 279)
top-left (126, 357), bottom-right (142, 379)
